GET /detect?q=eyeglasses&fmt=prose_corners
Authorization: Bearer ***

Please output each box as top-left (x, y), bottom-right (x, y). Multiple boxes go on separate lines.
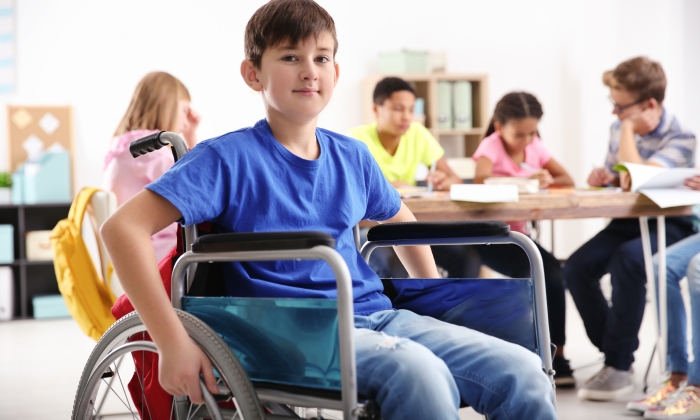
top-left (609, 96), bottom-right (646, 114)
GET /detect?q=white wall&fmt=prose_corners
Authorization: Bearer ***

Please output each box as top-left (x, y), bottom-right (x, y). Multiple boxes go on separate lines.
top-left (1, 0), bottom-right (698, 257)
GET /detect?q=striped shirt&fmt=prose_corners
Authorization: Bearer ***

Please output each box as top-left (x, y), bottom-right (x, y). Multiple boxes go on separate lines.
top-left (604, 109), bottom-right (696, 172)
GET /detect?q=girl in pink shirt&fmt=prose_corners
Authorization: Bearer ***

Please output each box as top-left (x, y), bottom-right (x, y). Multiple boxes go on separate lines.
top-left (103, 72), bottom-right (200, 261)
top-left (472, 92), bottom-right (575, 386)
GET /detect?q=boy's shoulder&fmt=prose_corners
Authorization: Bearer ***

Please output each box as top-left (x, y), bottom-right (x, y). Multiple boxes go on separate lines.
top-left (317, 126), bottom-right (373, 154)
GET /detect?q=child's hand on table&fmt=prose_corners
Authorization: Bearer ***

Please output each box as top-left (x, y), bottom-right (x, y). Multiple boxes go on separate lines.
top-left (426, 170), bottom-right (453, 191)
top-left (159, 336), bottom-right (219, 404)
top-left (587, 167), bottom-right (616, 187)
top-left (530, 169), bottom-right (554, 189)
top-left (685, 176), bottom-right (700, 191)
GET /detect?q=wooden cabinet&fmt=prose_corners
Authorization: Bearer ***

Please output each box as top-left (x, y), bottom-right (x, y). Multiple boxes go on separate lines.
top-left (361, 73), bottom-right (489, 158)
top-left (0, 203), bottom-right (70, 319)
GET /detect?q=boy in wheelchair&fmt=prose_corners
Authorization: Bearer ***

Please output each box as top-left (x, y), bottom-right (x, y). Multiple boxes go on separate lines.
top-left (100, 0), bottom-right (557, 418)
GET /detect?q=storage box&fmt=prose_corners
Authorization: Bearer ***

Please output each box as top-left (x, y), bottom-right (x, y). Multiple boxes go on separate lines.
top-left (12, 149), bottom-right (71, 204)
top-left (0, 267), bottom-right (13, 321)
top-left (26, 230), bottom-right (53, 261)
top-left (0, 224), bottom-right (13, 264)
top-left (379, 50), bottom-right (429, 74)
top-left (32, 294), bottom-right (70, 319)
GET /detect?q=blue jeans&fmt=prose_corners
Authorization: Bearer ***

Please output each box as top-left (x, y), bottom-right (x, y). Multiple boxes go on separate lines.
top-left (354, 309), bottom-right (556, 420)
top-left (564, 217), bottom-right (694, 370)
top-left (658, 233), bottom-right (700, 383)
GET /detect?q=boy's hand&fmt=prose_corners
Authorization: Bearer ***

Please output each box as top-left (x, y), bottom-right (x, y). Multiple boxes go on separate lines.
top-left (620, 171), bottom-right (632, 191)
top-left (425, 170), bottom-right (451, 191)
top-left (158, 337), bottom-right (219, 405)
top-left (529, 169), bottom-right (554, 189)
top-left (622, 107), bottom-right (660, 135)
top-left (685, 176), bottom-right (700, 191)
top-left (587, 167), bottom-right (615, 187)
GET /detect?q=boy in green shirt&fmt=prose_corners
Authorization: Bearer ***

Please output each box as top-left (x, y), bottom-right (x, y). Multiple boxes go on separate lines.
top-left (349, 77), bottom-right (478, 279)
top-left (349, 77), bottom-right (463, 190)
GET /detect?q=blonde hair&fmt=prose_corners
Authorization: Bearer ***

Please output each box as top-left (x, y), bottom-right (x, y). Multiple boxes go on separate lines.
top-left (114, 71), bottom-right (191, 136)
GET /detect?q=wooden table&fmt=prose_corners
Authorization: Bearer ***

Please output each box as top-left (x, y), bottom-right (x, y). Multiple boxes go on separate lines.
top-left (397, 191), bottom-right (693, 375)
top-left (401, 191), bottom-right (692, 221)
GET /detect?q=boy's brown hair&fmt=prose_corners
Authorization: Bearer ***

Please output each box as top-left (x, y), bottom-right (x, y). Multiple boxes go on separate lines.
top-left (115, 71), bottom-right (190, 137)
top-left (602, 56), bottom-right (666, 104)
top-left (244, 0), bottom-right (338, 69)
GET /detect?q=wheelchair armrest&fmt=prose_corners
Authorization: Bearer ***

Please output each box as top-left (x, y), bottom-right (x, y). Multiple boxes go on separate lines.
top-left (366, 221), bottom-right (510, 241)
top-left (192, 231), bottom-right (335, 253)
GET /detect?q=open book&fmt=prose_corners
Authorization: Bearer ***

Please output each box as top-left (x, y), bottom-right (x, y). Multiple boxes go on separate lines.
top-left (613, 162), bottom-right (700, 208)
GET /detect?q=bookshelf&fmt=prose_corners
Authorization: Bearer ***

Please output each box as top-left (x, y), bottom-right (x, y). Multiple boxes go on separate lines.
top-left (361, 73), bottom-right (489, 158)
top-left (0, 202), bottom-right (70, 319)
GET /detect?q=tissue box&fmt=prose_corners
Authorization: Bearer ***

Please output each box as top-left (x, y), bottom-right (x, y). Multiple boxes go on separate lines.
top-left (0, 225), bottom-right (13, 264)
top-left (26, 230), bottom-right (53, 261)
top-left (13, 150), bottom-right (71, 204)
top-left (32, 294), bottom-right (70, 319)
top-left (379, 50), bottom-right (429, 74)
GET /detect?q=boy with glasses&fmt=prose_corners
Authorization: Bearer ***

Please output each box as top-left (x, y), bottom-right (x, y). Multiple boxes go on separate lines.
top-left (566, 56), bottom-right (697, 401)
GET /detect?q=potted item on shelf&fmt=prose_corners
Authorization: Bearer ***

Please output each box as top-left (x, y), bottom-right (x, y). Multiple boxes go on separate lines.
top-left (0, 172), bottom-right (11, 204)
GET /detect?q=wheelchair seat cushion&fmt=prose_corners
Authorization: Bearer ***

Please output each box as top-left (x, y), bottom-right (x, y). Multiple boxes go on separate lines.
top-left (367, 221), bottom-right (510, 241)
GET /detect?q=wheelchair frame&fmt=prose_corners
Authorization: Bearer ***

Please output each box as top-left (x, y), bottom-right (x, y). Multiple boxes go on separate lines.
top-left (74, 131), bottom-right (555, 420)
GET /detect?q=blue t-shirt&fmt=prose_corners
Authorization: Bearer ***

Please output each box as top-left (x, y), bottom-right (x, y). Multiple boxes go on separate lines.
top-left (147, 119), bottom-right (401, 315)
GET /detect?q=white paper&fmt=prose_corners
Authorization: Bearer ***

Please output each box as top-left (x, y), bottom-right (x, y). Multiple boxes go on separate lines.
top-left (618, 162), bottom-right (700, 207)
top-left (639, 188), bottom-right (700, 208)
top-left (620, 162), bottom-right (700, 191)
top-left (450, 184), bottom-right (519, 203)
top-left (39, 112), bottom-right (60, 135)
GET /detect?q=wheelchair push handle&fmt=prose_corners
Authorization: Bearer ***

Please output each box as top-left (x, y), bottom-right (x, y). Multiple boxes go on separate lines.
top-left (129, 131), bottom-right (189, 162)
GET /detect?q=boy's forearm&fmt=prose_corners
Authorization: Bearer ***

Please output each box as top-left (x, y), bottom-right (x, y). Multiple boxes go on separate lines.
top-left (102, 216), bottom-right (190, 349)
top-left (381, 203), bottom-right (440, 278)
top-left (618, 122), bottom-right (644, 164)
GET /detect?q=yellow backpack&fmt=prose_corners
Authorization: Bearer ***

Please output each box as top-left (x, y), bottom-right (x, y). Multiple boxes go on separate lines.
top-left (51, 187), bottom-right (116, 341)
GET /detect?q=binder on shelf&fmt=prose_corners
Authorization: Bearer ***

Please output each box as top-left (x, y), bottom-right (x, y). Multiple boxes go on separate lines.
top-left (0, 225), bottom-right (13, 264)
top-left (437, 81), bottom-right (453, 130)
top-left (453, 81), bottom-right (473, 130)
top-left (0, 267), bottom-right (12, 321)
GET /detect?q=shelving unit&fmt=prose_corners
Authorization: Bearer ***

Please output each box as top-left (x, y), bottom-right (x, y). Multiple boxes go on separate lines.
top-left (0, 202), bottom-right (70, 319)
top-left (361, 73), bottom-right (489, 158)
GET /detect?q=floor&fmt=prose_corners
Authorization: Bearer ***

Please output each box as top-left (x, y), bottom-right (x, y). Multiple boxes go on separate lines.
top-left (0, 286), bottom-right (670, 420)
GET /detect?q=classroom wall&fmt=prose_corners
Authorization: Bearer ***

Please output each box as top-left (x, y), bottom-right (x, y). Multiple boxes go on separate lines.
top-left (1, 0), bottom-right (698, 258)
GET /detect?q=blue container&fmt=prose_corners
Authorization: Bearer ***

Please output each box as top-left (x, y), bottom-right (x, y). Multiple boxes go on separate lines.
top-left (0, 225), bottom-right (13, 264)
top-left (183, 297), bottom-right (341, 390)
top-left (32, 294), bottom-right (70, 319)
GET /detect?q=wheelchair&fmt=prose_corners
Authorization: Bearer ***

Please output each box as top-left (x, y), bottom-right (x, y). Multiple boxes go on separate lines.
top-left (71, 132), bottom-right (555, 420)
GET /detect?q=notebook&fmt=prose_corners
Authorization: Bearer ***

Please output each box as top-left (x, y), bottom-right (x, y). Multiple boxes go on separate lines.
top-left (450, 184), bottom-right (519, 203)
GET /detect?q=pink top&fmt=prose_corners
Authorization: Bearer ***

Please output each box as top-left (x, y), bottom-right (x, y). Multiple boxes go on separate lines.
top-left (102, 129), bottom-right (177, 262)
top-left (473, 132), bottom-right (552, 234)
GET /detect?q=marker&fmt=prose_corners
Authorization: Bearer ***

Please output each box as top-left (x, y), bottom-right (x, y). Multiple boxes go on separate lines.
top-left (427, 160), bottom-right (437, 192)
top-left (519, 162), bottom-right (539, 173)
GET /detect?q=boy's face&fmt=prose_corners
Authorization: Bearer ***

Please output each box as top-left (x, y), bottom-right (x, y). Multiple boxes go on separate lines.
top-left (241, 32), bottom-right (339, 124)
top-left (609, 87), bottom-right (645, 120)
top-left (373, 90), bottom-right (415, 136)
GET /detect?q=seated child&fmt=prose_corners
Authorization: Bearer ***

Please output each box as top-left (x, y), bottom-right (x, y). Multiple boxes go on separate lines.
top-left (626, 176), bottom-right (700, 418)
top-left (398, 91), bottom-right (576, 386)
top-left (100, 1), bottom-right (556, 418)
top-left (349, 77), bottom-right (479, 279)
top-left (103, 71), bottom-right (201, 261)
top-left (565, 56), bottom-right (696, 401)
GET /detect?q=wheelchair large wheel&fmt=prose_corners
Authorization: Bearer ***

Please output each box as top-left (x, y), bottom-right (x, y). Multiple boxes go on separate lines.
top-left (71, 309), bottom-right (266, 420)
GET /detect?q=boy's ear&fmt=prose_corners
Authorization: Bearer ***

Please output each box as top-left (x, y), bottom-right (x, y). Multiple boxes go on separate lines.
top-left (494, 121), bottom-right (503, 133)
top-left (333, 61), bottom-right (340, 87)
top-left (240, 59), bottom-right (263, 92)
